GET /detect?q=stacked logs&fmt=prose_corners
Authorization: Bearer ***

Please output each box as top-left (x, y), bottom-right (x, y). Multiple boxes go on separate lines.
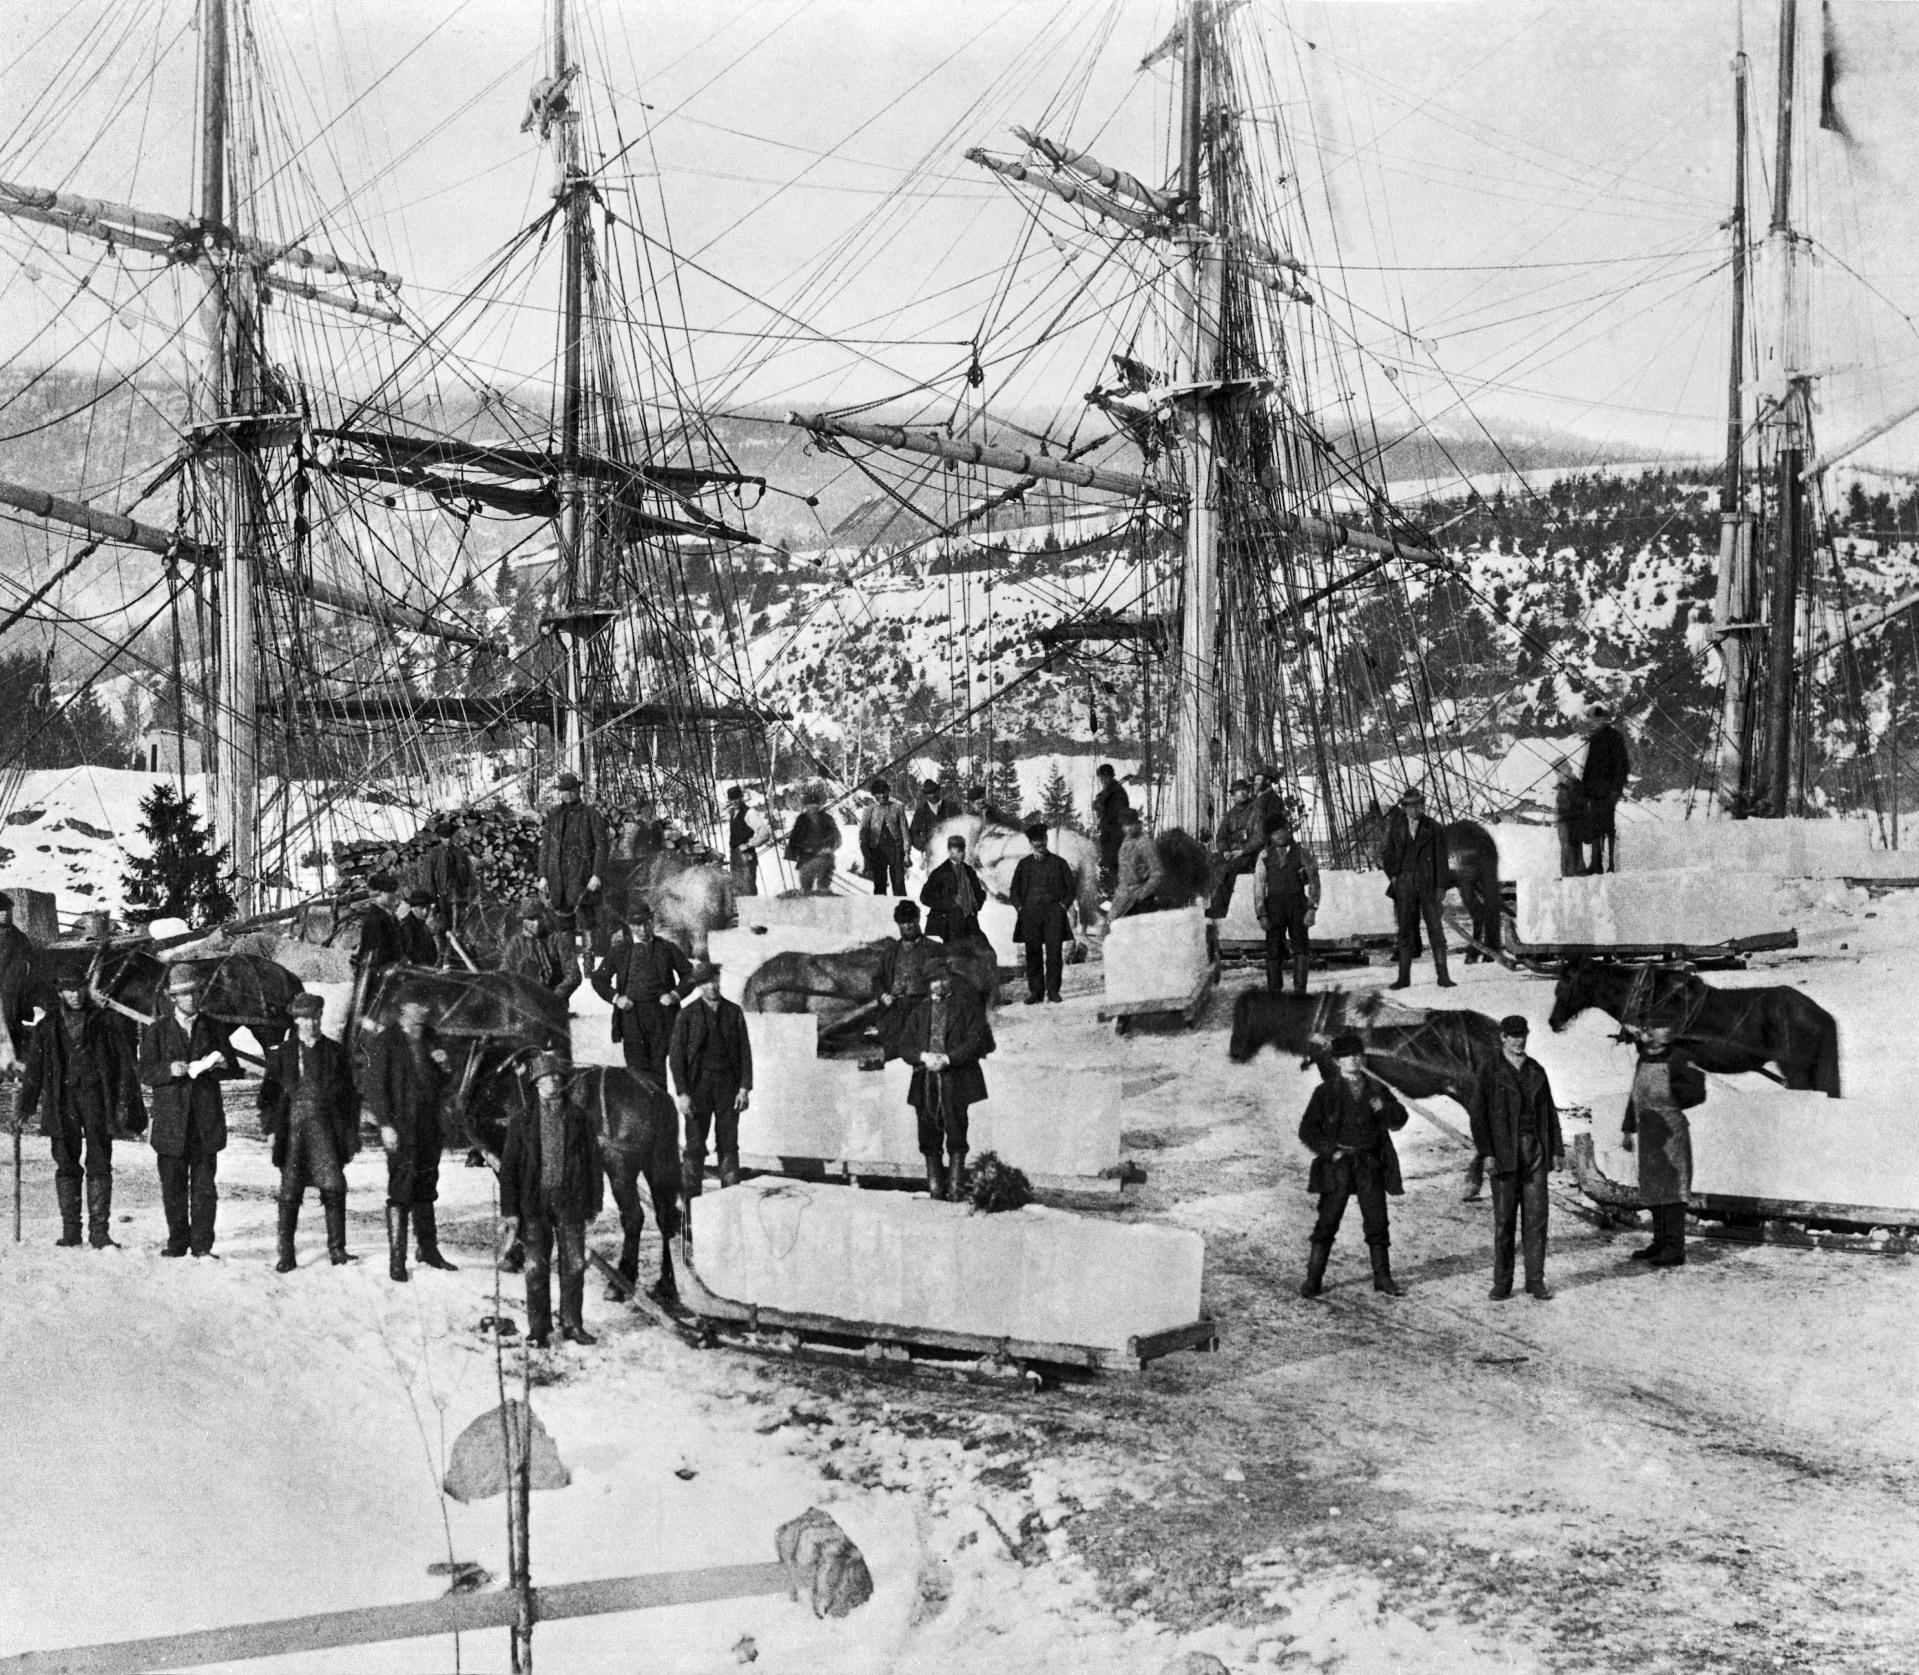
top-left (332, 808), bottom-right (544, 903)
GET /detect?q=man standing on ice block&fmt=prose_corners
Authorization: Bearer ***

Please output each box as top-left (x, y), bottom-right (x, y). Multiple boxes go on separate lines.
top-left (1468, 1015), bottom-right (1563, 1301)
top-left (1010, 821), bottom-right (1078, 1005)
top-left (540, 769), bottom-right (610, 947)
top-left (1621, 1023), bottom-right (1705, 1268)
top-left (1381, 786), bottom-right (1453, 991)
top-left (499, 1051), bottom-right (602, 1349)
top-left (669, 963), bottom-right (752, 1197)
top-left (1254, 808), bottom-right (1320, 998)
top-left (898, 973), bottom-right (994, 1201)
top-left (1297, 1033), bottom-right (1410, 1299)
top-left (139, 965), bottom-right (239, 1258)
top-left (1580, 703), bottom-right (1631, 874)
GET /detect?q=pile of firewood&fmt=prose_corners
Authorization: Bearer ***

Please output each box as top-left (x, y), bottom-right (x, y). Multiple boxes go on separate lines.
top-left (332, 808), bottom-right (544, 902)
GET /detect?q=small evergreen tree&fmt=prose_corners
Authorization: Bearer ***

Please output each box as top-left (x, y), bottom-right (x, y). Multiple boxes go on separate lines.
top-left (121, 785), bottom-right (235, 926)
top-left (987, 744), bottom-right (1023, 819)
top-left (934, 734), bottom-right (962, 795)
top-left (1038, 760), bottom-right (1082, 833)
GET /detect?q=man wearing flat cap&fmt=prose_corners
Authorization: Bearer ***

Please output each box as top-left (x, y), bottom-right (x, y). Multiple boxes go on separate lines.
top-left (540, 769), bottom-right (610, 947)
top-left (1009, 822), bottom-right (1078, 1005)
top-left (397, 888), bottom-right (440, 967)
top-left (417, 816), bottom-right (477, 956)
top-left (1206, 777), bottom-right (1264, 920)
top-left (668, 963), bottom-right (752, 1198)
top-left (1468, 1015), bottom-right (1563, 1301)
top-left (591, 898), bottom-right (693, 1084)
top-left (259, 993), bottom-right (359, 1270)
top-left (18, 966), bottom-right (142, 1248)
top-left (1381, 786), bottom-right (1454, 991)
top-left (139, 965), bottom-right (240, 1258)
top-left (1297, 1032), bottom-right (1410, 1298)
top-left (498, 1052), bottom-right (602, 1348)
top-left (906, 777), bottom-right (959, 865)
top-left (502, 897), bottom-right (582, 1004)
top-left (348, 872), bottom-right (405, 1043)
top-left (363, 996), bottom-right (456, 1282)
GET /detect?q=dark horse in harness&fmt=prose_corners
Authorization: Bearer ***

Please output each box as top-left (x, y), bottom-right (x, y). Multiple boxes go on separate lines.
top-left (741, 934), bottom-right (1001, 1048)
top-left (1347, 808), bottom-right (1504, 961)
top-left (1228, 986), bottom-right (1503, 1108)
top-left (1547, 956), bottom-right (1841, 1096)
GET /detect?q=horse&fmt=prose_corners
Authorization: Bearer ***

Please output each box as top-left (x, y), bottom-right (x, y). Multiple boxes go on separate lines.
top-left (1344, 809), bottom-right (1504, 961)
top-left (465, 1046), bottom-right (682, 1304)
top-left (741, 934), bottom-right (1001, 1046)
top-left (1546, 956), bottom-right (1841, 1095)
top-left (604, 849), bottom-right (735, 960)
top-left (1228, 986), bottom-right (1503, 1108)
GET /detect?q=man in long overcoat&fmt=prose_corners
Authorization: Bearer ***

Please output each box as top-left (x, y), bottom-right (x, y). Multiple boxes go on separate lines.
top-left (1297, 1033), bottom-right (1410, 1298)
top-left (906, 778), bottom-right (959, 864)
top-left (138, 965), bottom-right (239, 1258)
top-left (668, 963), bottom-right (752, 1198)
top-left (502, 897), bottom-right (582, 1003)
top-left (498, 1052), bottom-right (604, 1349)
top-left (1009, 822), bottom-right (1078, 1004)
top-left (18, 970), bottom-right (142, 1248)
top-left (398, 889), bottom-right (441, 966)
top-left (1580, 704), bottom-right (1632, 874)
top-left (363, 998), bottom-right (456, 1282)
top-left (592, 899), bottom-right (692, 1082)
top-left (1381, 787), bottom-right (1454, 990)
top-left (1622, 1023), bottom-right (1706, 1267)
top-left (259, 992), bottom-right (360, 1270)
top-left (1468, 1015), bottom-right (1564, 1301)
top-left (896, 974), bottom-right (994, 1200)
top-left (541, 770), bottom-right (611, 942)
top-left (919, 833), bottom-right (988, 944)
top-left (348, 872), bottom-right (404, 1042)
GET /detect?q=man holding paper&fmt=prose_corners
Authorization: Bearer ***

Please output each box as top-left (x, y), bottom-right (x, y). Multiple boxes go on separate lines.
top-left (138, 965), bottom-right (240, 1258)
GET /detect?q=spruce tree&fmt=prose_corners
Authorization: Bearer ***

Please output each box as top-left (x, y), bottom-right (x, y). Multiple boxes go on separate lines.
top-left (987, 744), bottom-right (1024, 821)
top-left (1038, 760), bottom-right (1082, 833)
top-left (122, 785), bottom-right (235, 926)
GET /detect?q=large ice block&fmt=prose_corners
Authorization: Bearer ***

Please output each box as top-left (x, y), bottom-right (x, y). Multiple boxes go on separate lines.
top-left (1482, 823), bottom-right (1566, 885)
top-left (1618, 817), bottom-right (1873, 879)
top-left (1103, 905), bottom-right (1209, 1003)
top-left (737, 893), bottom-right (904, 941)
top-left (689, 1178), bottom-right (1204, 1353)
top-left (1215, 868), bottom-right (1395, 942)
top-left (1515, 871), bottom-right (1791, 947)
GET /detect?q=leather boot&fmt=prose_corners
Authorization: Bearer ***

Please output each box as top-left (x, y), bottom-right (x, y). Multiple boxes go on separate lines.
top-left (1292, 955), bottom-right (1309, 997)
top-left (1389, 951), bottom-right (1412, 991)
top-left (276, 1200), bottom-right (300, 1272)
top-left (322, 1193), bottom-right (353, 1264)
top-left (55, 1177), bottom-right (82, 1247)
top-left (1369, 1244), bottom-right (1403, 1297)
top-left (1648, 1203), bottom-right (1687, 1267)
top-left (719, 1153), bottom-right (742, 1190)
top-left (948, 1147), bottom-right (968, 1199)
top-left (386, 1206), bottom-right (410, 1283)
top-left (414, 1205), bottom-right (458, 1271)
top-left (86, 1176), bottom-right (117, 1249)
top-left (525, 1268), bottom-right (553, 1350)
top-left (1628, 1207), bottom-right (1663, 1261)
top-left (1299, 1240), bottom-right (1332, 1299)
top-left (1434, 947), bottom-right (1456, 989)
top-left (924, 1155), bottom-right (947, 1201)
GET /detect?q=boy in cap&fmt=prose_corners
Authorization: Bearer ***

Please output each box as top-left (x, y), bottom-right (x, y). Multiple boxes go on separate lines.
top-left (18, 966), bottom-right (141, 1248)
top-left (1381, 787), bottom-right (1454, 990)
top-left (1296, 1032), bottom-right (1410, 1298)
top-left (591, 898), bottom-right (694, 1083)
top-left (138, 965), bottom-right (240, 1257)
top-left (501, 897), bottom-right (582, 1002)
top-left (1467, 1015), bottom-right (1563, 1301)
top-left (398, 888), bottom-right (440, 967)
top-left (498, 1052), bottom-right (602, 1348)
top-left (259, 993), bottom-right (359, 1270)
top-left (540, 769), bottom-right (610, 944)
top-left (1009, 821), bottom-right (1078, 1004)
top-left (667, 962), bottom-right (752, 1197)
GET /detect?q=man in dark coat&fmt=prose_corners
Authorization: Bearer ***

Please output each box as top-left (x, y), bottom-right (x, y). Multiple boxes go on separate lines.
top-left (259, 993), bottom-right (359, 1271)
top-left (786, 787), bottom-right (840, 894)
top-left (1622, 1023), bottom-right (1707, 1267)
top-left (726, 784), bottom-right (770, 897)
top-left (906, 778), bottom-right (949, 862)
top-left (668, 963), bottom-right (753, 1198)
top-left (1091, 763), bottom-right (1130, 898)
top-left (498, 1051), bottom-right (604, 1348)
top-left (1009, 822), bottom-right (1078, 1005)
top-left (349, 872), bottom-right (405, 1041)
top-left (398, 889), bottom-right (441, 967)
top-left (363, 998), bottom-right (456, 1282)
top-left (592, 899), bottom-right (692, 1082)
top-left (1580, 704), bottom-right (1632, 874)
top-left (502, 897), bottom-right (582, 1004)
top-left (1468, 1015), bottom-right (1564, 1301)
top-left (18, 971), bottom-right (142, 1248)
top-left (857, 778), bottom-right (911, 896)
top-left (418, 817), bottom-right (477, 954)
top-left (138, 965), bottom-right (239, 1258)
top-left (1381, 787), bottom-right (1454, 991)
top-left (1297, 1033), bottom-right (1410, 1298)
top-left (0, 891), bottom-right (35, 1058)
top-left (1206, 778), bottom-right (1264, 919)
top-left (919, 833), bottom-right (988, 944)
top-left (1254, 810), bottom-right (1320, 998)
top-left (1253, 768), bottom-right (1285, 832)
top-left (897, 974), bottom-right (994, 1200)
top-left (540, 770), bottom-right (611, 942)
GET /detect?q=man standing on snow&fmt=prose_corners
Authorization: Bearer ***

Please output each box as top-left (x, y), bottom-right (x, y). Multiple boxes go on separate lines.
top-left (498, 1051), bottom-right (602, 1349)
top-left (364, 997), bottom-right (457, 1282)
top-left (1621, 1023), bottom-right (1706, 1268)
top-left (1381, 787), bottom-right (1453, 991)
top-left (259, 993), bottom-right (359, 1271)
top-left (139, 965), bottom-right (239, 1259)
top-left (920, 832), bottom-right (989, 944)
top-left (1468, 1015), bottom-right (1563, 1301)
top-left (1297, 1033), bottom-right (1410, 1299)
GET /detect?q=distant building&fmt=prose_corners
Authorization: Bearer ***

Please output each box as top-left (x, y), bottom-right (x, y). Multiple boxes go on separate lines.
top-left (136, 731), bottom-right (202, 776)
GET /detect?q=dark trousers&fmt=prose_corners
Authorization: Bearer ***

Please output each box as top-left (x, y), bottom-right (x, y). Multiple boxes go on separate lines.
top-left (618, 1001), bottom-right (674, 1084)
top-left (156, 1151), bottom-right (219, 1254)
top-left (385, 1133), bottom-right (442, 1209)
top-left (1491, 1151), bottom-right (1550, 1293)
top-left (523, 1211), bottom-right (587, 1340)
top-left (278, 1115), bottom-right (346, 1203)
top-left (1264, 901), bottom-right (1311, 994)
top-left (1310, 1152), bottom-right (1391, 1249)
top-left (862, 843), bottom-right (906, 895)
top-left (731, 848), bottom-right (760, 897)
top-left (795, 853), bottom-right (834, 894)
top-left (913, 1078), bottom-right (971, 1158)
top-left (49, 1100), bottom-right (113, 1183)
top-left (1023, 931), bottom-right (1065, 1002)
top-left (1097, 831), bottom-right (1123, 896)
top-left (1393, 884), bottom-right (1448, 969)
top-left (683, 1078), bottom-right (741, 1195)
top-left (1207, 853), bottom-right (1257, 919)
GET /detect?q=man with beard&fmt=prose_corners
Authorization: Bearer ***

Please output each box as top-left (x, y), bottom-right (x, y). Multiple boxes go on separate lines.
top-left (139, 966), bottom-right (239, 1258)
top-left (592, 899), bottom-right (693, 1083)
top-left (1010, 822), bottom-right (1078, 1004)
top-left (259, 993), bottom-right (359, 1270)
top-left (501, 897), bottom-right (582, 1003)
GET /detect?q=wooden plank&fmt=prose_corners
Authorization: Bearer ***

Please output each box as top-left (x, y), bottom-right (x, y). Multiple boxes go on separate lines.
top-left (734, 1153), bottom-right (1123, 1197)
top-left (1507, 928), bottom-right (1798, 961)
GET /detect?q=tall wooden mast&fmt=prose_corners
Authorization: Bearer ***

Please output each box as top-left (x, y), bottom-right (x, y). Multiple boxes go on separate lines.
top-left (1713, 27), bottom-right (1756, 813)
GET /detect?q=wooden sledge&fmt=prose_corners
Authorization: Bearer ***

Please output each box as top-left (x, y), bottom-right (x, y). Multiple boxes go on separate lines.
top-left (735, 1150), bottom-right (1128, 1200)
top-left (1097, 957), bottom-right (1221, 1036)
top-left (1508, 929), bottom-right (1797, 969)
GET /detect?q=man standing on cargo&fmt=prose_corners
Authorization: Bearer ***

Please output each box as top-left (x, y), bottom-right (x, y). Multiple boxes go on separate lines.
top-left (669, 963), bottom-right (752, 1198)
top-left (1297, 1033), bottom-right (1410, 1299)
top-left (898, 973), bottom-right (994, 1201)
top-left (726, 784), bottom-right (771, 897)
top-left (139, 965), bottom-right (239, 1259)
top-left (592, 899), bottom-right (692, 1084)
top-left (1382, 787), bottom-right (1453, 990)
top-left (1010, 821), bottom-right (1078, 1004)
top-left (540, 770), bottom-right (610, 945)
top-left (1580, 703), bottom-right (1632, 874)
top-left (786, 786), bottom-right (841, 894)
top-left (499, 1052), bottom-right (601, 1349)
top-left (1206, 777), bottom-right (1264, 919)
top-left (1091, 762), bottom-right (1130, 897)
top-left (1468, 1015), bottom-right (1563, 1301)
top-left (1254, 809), bottom-right (1320, 997)
top-left (858, 778), bottom-right (911, 896)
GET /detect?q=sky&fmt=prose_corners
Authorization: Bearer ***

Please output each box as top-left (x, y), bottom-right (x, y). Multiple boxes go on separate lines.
top-left (4, 0), bottom-right (1919, 468)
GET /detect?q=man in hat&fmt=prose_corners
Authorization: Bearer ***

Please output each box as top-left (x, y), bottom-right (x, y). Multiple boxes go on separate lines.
top-left (592, 899), bottom-right (694, 1083)
top-left (1468, 1016), bottom-right (1564, 1301)
top-left (1206, 777), bottom-right (1265, 919)
top-left (668, 962), bottom-right (752, 1197)
top-left (0, 892), bottom-right (33, 1058)
top-left (1254, 808), bottom-right (1321, 998)
top-left (785, 786), bottom-right (840, 894)
top-left (138, 965), bottom-right (240, 1258)
top-left (498, 1051), bottom-right (602, 1348)
top-left (906, 777), bottom-right (959, 864)
top-left (355, 873), bottom-right (404, 982)
top-left (1297, 1033), bottom-right (1410, 1298)
top-left (857, 777), bottom-right (910, 896)
top-left (540, 770), bottom-right (610, 943)
top-left (502, 897), bottom-right (581, 1003)
top-left (1109, 808), bottom-right (1164, 921)
top-left (725, 784), bottom-right (771, 897)
top-left (1622, 1023), bottom-right (1706, 1268)
top-left (259, 993), bottom-right (359, 1270)
top-left (1091, 763), bottom-right (1130, 898)
top-left (875, 899), bottom-right (943, 1008)
top-left (18, 968), bottom-right (141, 1248)
top-left (919, 831), bottom-right (988, 945)
top-left (363, 996), bottom-right (456, 1282)
top-left (418, 817), bottom-right (477, 954)
top-left (1580, 704), bottom-right (1631, 874)
top-left (1381, 787), bottom-right (1454, 990)
top-left (1009, 821), bottom-right (1078, 1004)
top-left (398, 888), bottom-right (441, 967)
top-left (897, 973), bottom-right (994, 1200)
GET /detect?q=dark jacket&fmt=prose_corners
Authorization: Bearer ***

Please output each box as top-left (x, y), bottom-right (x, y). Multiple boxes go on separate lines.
top-left (418, 839), bottom-right (476, 908)
top-left (592, 933), bottom-right (694, 1043)
top-left (669, 996), bottom-right (754, 1096)
top-left (1381, 812), bottom-right (1447, 899)
top-left (0, 922), bottom-right (33, 1053)
top-left (355, 902), bottom-right (404, 973)
top-left (258, 1034), bottom-right (359, 1170)
top-left (908, 796), bottom-right (959, 853)
top-left (1298, 1073), bottom-right (1408, 1196)
top-left (1010, 850), bottom-right (1079, 941)
top-left (1092, 781), bottom-right (1131, 841)
top-left (897, 984), bottom-right (995, 1110)
top-left (541, 801), bottom-right (611, 897)
top-left (1214, 799), bottom-right (1264, 862)
top-left (497, 1085), bottom-right (605, 1223)
top-left (786, 808), bottom-right (840, 862)
top-left (1254, 835), bottom-right (1320, 917)
top-left (138, 1008), bottom-right (240, 1157)
top-left (361, 1025), bottom-right (450, 1151)
top-left (19, 1001), bottom-right (143, 1138)
top-left (1582, 724), bottom-right (1632, 802)
top-left (920, 859), bottom-right (989, 942)
top-left (397, 914), bottom-right (439, 967)
top-left (874, 932), bottom-right (946, 1007)
top-left (1468, 1053), bottom-right (1562, 1172)
top-left (502, 929), bottom-right (583, 1001)
top-left (1622, 1047), bottom-right (1707, 1134)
